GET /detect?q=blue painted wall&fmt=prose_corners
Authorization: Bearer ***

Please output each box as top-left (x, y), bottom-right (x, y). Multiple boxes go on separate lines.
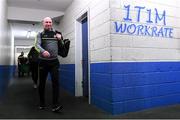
top-left (59, 64), bottom-right (75, 95)
top-left (91, 62), bottom-right (180, 114)
top-left (0, 65), bottom-right (16, 99)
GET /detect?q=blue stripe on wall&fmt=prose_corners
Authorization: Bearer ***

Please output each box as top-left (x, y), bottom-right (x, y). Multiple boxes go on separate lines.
top-left (0, 65), bottom-right (16, 99)
top-left (59, 64), bottom-right (75, 96)
top-left (90, 62), bottom-right (180, 114)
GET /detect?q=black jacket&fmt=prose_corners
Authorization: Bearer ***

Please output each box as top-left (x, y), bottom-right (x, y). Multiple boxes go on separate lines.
top-left (28, 47), bottom-right (39, 63)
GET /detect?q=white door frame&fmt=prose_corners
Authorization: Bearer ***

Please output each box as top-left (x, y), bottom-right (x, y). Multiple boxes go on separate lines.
top-left (75, 8), bottom-right (91, 103)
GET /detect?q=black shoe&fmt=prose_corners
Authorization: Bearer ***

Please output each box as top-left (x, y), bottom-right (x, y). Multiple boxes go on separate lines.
top-left (38, 105), bottom-right (46, 110)
top-left (52, 105), bottom-right (63, 112)
top-left (33, 84), bottom-right (37, 89)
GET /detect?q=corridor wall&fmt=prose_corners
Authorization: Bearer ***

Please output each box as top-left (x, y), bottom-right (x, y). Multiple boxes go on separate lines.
top-left (59, 0), bottom-right (180, 115)
top-left (59, 0), bottom-right (111, 96)
top-left (108, 0), bottom-right (180, 114)
top-left (0, 0), bottom-right (15, 100)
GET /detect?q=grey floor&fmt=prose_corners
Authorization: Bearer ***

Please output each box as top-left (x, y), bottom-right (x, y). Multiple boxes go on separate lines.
top-left (1, 76), bottom-right (180, 119)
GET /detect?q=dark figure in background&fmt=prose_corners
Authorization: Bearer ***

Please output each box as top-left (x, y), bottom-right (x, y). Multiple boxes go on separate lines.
top-left (34, 17), bottom-right (63, 112)
top-left (24, 57), bottom-right (30, 76)
top-left (18, 51), bottom-right (25, 77)
top-left (28, 46), bottom-right (39, 88)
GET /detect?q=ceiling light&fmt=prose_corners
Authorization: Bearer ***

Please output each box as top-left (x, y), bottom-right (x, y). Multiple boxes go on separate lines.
top-left (26, 31), bottom-right (31, 38)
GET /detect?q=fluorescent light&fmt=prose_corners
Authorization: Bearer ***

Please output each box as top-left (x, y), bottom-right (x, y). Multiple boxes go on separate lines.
top-left (26, 31), bottom-right (31, 38)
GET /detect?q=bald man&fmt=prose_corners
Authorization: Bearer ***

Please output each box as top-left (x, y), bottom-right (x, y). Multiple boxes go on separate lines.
top-left (35, 17), bottom-right (62, 112)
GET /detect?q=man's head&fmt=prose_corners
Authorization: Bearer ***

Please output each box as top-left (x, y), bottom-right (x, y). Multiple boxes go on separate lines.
top-left (42, 17), bottom-right (53, 30)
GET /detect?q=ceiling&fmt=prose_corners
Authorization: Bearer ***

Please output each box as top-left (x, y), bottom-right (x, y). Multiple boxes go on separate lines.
top-left (7, 0), bottom-right (73, 22)
top-left (7, 0), bottom-right (73, 11)
top-left (7, 0), bottom-right (73, 41)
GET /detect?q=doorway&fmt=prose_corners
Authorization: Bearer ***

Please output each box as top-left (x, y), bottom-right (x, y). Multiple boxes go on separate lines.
top-left (82, 17), bottom-right (88, 97)
top-left (75, 10), bottom-right (90, 102)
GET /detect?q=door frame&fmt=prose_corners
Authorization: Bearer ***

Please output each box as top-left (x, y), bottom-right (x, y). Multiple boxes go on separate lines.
top-left (75, 8), bottom-right (91, 103)
top-left (15, 46), bottom-right (32, 65)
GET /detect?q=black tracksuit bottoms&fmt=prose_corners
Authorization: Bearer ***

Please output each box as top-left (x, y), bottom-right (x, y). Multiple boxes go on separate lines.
top-left (30, 62), bottom-right (38, 85)
top-left (38, 58), bottom-right (60, 106)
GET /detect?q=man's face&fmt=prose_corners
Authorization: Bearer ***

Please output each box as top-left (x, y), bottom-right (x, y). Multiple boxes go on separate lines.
top-left (43, 17), bottom-right (53, 30)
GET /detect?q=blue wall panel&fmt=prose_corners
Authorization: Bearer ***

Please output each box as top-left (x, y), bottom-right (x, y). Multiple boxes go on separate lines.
top-left (91, 62), bottom-right (111, 73)
top-left (90, 73), bottom-right (112, 88)
top-left (59, 64), bottom-right (75, 95)
top-left (0, 65), bottom-right (16, 99)
top-left (91, 62), bottom-right (180, 115)
top-left (91, 95), bottom-right (113, 113)
top-left (91, 85), bottom-right (112, 102)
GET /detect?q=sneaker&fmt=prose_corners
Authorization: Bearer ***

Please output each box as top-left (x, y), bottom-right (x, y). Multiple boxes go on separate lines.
top-left (38, 105), bottom-right (46, 110)
top-left (52, 105), bottom-right (63, 112)
top-left (33, 84), bottom-right (37, 89)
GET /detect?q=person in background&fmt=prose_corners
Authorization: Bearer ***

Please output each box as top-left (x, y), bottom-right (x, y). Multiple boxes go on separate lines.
top-left (28, 46), bottom-right (39, 88)
top-left (34, 17), bottom-right (63, 112)
top-left (18, 51), bottom-right (25, 77)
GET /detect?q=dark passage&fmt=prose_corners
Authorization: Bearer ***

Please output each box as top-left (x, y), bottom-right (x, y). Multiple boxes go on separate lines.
top-left (1, 76), bottom-right (180, 119)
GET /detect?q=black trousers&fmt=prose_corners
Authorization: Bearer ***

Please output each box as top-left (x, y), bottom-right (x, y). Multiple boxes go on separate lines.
top-left (18, 64), bottom-right (24, 77)
top-left (30, 62), bottom-right (38, 84)
top-left (38, 59), bottom-right (60, 106)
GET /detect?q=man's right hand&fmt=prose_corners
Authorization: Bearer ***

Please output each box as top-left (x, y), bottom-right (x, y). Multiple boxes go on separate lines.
top-left (42, 51), bottom-right (50, 58)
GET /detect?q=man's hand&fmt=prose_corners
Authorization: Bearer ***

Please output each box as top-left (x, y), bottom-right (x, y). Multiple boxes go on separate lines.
top-left (42, 51), bottom-right (50, 58)
top-left (56, 33), bottom-right (62, 40)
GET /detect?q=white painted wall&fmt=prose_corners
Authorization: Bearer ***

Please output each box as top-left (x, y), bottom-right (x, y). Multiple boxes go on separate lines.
top-left (58, 0), bottom-right (180, 63)
top-left (0, 0), bottom-right (12, 65)
top-left (59, 0), bottom-right (111, 64)
top-left (110, 0), bottom-right (180, 62)
top-left (8, 7), bottom-right (64, 22)
top-left (9, 24), bottom-right (14, 65)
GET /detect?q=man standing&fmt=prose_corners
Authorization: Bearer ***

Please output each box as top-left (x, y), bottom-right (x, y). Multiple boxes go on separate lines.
top-left (18, 51), bottom-right (25, 77)
top-left (34, 17), bottom-right (62, 112)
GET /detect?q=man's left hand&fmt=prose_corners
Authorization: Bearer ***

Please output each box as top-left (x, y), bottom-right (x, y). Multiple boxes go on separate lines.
top-left (56, 33), bottom-right (62, 40)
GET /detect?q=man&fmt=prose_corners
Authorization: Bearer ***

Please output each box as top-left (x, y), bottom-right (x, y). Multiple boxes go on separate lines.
top-left (28, 46), bottom-right (39, 88)
top-left (18, 51), bottom-right (25, 77)
top-left (34, 17), bottom-right (62, 112)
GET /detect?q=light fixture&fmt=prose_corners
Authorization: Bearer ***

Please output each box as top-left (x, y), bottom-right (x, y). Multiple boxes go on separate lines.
top-left (26, 31), bottom-right (31, 38)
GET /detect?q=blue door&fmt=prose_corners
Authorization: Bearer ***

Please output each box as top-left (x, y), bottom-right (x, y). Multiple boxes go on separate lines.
top-left (82, 17), bottom-right (89, 97)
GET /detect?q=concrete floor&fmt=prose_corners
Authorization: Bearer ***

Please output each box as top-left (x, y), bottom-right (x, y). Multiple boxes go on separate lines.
top-left (1, 76), bottom-right (180, 119)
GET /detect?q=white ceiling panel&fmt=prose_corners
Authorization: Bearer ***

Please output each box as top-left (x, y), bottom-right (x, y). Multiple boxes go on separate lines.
top-left (7, 0), bottom-right (73, 11)
top-left (7, 0), bottom-right (73, 42)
